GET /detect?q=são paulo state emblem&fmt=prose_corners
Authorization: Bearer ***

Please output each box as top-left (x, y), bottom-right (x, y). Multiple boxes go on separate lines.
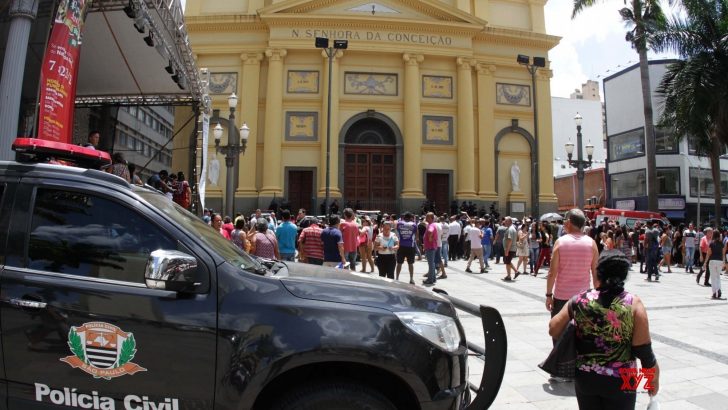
top-left (60, 322), bottom-right (147, 379)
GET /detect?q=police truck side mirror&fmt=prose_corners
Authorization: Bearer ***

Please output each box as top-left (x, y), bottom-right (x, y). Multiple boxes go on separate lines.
top-left (145, 250), bottom-right (200, 292)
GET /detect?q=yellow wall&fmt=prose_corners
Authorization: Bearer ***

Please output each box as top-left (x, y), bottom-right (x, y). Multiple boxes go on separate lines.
top-left (179, 0), bottom-right (559, 215)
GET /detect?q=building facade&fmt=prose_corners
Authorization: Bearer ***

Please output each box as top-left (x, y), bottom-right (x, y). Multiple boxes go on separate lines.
top-left (114, 106), bottom-right (176, 182)
top-left (174, 0), bottom-right (560, 216)
top-left (604, 59), bottom-right (728, 224)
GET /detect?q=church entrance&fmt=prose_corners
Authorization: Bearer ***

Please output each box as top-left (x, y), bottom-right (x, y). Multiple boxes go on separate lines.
top-left (342, 116), bottom-right (398, 211)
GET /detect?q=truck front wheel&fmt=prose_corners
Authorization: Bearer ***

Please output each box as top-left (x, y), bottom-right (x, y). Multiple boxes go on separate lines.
top-left (271, 381), bottom-right (398, 410)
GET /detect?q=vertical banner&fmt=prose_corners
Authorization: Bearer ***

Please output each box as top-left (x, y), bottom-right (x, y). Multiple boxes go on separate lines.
top-left (37, 0), bottom-right (90, 143)
top-left (198, 114), bottom-right (210, 210)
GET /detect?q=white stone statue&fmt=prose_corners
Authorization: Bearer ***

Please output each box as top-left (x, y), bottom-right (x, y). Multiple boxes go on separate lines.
top-left (208, 157), bottom-right (220, 186)
top-left (511, 161), bottom-right (521, 192)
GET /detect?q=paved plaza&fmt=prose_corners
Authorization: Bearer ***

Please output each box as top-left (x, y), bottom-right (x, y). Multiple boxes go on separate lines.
top-left (394, 254), bottom-right (728, 409)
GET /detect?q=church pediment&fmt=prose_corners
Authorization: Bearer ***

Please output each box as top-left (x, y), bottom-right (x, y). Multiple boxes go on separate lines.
top-left (259, 0), bottom-right (486, 26)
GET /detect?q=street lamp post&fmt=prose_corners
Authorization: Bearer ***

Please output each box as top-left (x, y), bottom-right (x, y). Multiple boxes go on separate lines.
top-left (315, 37), bottom-right (348, 215)
top-left (517, 54), bottom-right (546, 217)
top-left (565, 113), bottom-right (594, 210)
top-left (213, 92), bottom-right (251, 218)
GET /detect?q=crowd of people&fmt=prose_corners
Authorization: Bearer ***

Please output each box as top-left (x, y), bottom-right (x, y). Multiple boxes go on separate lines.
top-left (196, 203), bottom-right (728, 408)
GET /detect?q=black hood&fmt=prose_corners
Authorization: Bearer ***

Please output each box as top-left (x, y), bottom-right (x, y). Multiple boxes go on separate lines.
top-left (279, 262), bottom-right (456, 316)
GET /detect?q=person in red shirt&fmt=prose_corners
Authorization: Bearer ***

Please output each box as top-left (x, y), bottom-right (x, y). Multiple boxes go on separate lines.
top-left (339, 208), bottom-right (360, 271)
top-left (298, 218), bottom-right (324, 265)
top-left (422, 212), bottom-right (439, 286)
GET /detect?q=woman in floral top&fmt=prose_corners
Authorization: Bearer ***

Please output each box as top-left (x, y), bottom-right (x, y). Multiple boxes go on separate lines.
top-left (549, 250), bottom-right (660, 409)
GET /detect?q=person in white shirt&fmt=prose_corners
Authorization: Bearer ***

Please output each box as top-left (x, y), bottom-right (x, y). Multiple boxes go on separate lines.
top-left (683, 223), bottom-right (698, 273)
top-left (465, 219), bottom-right (486, 273)
top-left (448, 216), bottom-right (462, 261)
top-left (440, 216), bottom-right (450, 268)
top-left (463, 220), bottom-right (472, 260)
top-left (434, 219), bottom-right (447, 279)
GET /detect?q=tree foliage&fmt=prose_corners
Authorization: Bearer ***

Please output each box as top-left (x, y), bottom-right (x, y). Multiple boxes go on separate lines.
top-left (655, 0), bottom-right (728, 226)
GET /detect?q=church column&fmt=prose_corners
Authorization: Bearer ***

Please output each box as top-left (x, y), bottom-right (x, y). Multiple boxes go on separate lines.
top-left (476, 63), bottom-right (498, 199)
top-left (456, 57), bottom-right (477, 199)
top-left (529, 0), bottom-right (547, 33)
top-left (402, 53), bottom-right (424, 200)
top-left (0, 0), bottom-right (38, 160)
top-left (318, 49), bottom-right (343, 199)
top-left (260, 48), bottom-right (287, 200)
top-left (237, 52), bottom-right (262, 200)
top-left (536, 68), bottom-right (557, 206)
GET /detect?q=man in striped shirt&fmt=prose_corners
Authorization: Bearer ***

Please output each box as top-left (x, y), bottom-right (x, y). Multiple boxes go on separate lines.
top-left (298, 218), bottom-right (324, 265)
top-left (546, 209), bottom-right (598, 323)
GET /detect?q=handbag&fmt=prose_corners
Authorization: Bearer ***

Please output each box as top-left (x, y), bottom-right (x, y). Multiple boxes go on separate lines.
top-left (538, 297), bottom-right (577, 378)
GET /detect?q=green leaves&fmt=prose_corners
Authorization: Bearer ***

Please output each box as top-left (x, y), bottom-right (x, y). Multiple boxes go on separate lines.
top-left (118, 334), bottom-right (137, 367)
top-left (68, 329), bottom-right (85, 362)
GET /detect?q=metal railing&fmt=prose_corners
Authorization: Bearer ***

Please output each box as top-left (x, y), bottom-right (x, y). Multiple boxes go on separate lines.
top-left (433, 289), bottom-right (508, 410)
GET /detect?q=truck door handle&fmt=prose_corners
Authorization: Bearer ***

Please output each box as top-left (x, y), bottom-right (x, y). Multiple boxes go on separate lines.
top-left (9, 299), bottom-right (47, 309)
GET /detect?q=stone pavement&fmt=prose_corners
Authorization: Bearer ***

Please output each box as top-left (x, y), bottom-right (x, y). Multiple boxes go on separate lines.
top-left (401, 254), bottom-right (728, 409)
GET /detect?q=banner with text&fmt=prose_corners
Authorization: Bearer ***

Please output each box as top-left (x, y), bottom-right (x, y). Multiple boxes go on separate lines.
top-left (37, 0), bottom-right (90, 143)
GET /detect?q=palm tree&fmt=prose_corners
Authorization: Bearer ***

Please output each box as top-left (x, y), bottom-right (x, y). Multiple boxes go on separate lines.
top-left (653, 0), bottom-right (728, 228)
top-left (572, 0), bottom-right (666, 212)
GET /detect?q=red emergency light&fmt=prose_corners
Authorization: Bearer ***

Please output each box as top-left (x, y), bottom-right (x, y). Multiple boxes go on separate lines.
top-left (12, 138), bottom-right (112, 169)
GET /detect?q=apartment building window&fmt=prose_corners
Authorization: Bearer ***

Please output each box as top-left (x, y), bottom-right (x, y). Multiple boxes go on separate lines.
top-left (611, 169), bottom-right (646, 199)
top-left (690, 168), bottom-right (728, 198)
top-left (117, 131), bottom-right (127, 147)
top-left (609, 128), bottom-right (645, 161)
top-left (657, 168), bottom-right (680, 195)
top-left (655, 128), bottom-right (678, 153)
top-left (129, 106), bottom-right (137, 116)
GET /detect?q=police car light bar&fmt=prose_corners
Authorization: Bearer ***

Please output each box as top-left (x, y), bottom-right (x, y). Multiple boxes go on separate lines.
top-left (12, 138), bottom-right (112, 169)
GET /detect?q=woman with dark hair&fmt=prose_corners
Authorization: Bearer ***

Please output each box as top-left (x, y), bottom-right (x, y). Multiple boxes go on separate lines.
top-left (703, 232), bottom-right (723, 299)
top-left (673, 223), bottom-right (684, 268)
top-left (248, 218), bottom-right (279, 260)
top-left (358, 217), bottom-right (375, 273)
top-left (173, 171), bottom-right (192, 210)
top-left (231, 218), bottom-right (249, 252)
top-left (604, 230), bottom-right (615, 251)
top-left (549, 250), bottom-right (660, 409)
top-left (127, 163), bottom-right (143, 185)
top-left (658, 225), bottom-right (674, 273)
top-left (533, 222), bottom-right (551, 275)
top-left (619, 225), bottom-right (632, 262)
top-left (110, 152), bottom-right (130, 182)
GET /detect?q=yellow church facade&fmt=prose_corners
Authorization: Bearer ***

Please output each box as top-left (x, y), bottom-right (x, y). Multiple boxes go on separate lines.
top-left (173, 0), bottom-right (560, 217)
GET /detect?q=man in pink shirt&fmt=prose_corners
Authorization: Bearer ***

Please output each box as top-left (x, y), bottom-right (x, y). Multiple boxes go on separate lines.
top-left (546, 208), bottom-right (598, 324)
top-left (422, 212), bottom-right (439, 286)
top-left (339, 208), bottom-right (360, 271)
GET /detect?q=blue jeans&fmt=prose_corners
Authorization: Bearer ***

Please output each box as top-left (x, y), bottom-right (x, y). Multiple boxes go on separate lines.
top-left (685, 246), bottom-right (695, 270)
top-left (280, 253), bottom-right (295, 262)
top-left (646, 247), bottom-right (659, 279)
top-left (529, 247), bottom-right (539, 271)
top-left (425, 248), bottom-right (437, 283)
top-left (482, 244), bottom-right (492, 267)
top-left (441, 242), bottom-right (449, 266)
top-left (345, 251), bottom-right (357, 270)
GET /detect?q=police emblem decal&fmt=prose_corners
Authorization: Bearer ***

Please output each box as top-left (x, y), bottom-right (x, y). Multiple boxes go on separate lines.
top-left (60, 322), bottom-right (147, 379)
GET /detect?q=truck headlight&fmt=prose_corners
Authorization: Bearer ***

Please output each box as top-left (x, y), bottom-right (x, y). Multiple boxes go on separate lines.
top-left (395, 312), bottom-right (461, 352)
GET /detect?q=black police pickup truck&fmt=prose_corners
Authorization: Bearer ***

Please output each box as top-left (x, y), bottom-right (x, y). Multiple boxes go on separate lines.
top-left (0, 140), bottom-right (506, 410)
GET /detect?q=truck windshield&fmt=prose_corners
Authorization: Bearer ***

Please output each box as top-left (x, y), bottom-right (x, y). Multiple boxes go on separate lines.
top-left (136, 189), bottom-right (262, 272)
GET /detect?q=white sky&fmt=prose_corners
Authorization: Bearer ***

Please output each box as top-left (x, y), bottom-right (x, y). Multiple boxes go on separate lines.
top-left (179, 0), bottom-right (678, 99)
top-left (545, 0), bottom-right (678, 98)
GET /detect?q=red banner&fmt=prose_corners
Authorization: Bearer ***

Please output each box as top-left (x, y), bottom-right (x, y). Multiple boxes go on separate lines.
top-left (37, 0), bottom-right (90, 143)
